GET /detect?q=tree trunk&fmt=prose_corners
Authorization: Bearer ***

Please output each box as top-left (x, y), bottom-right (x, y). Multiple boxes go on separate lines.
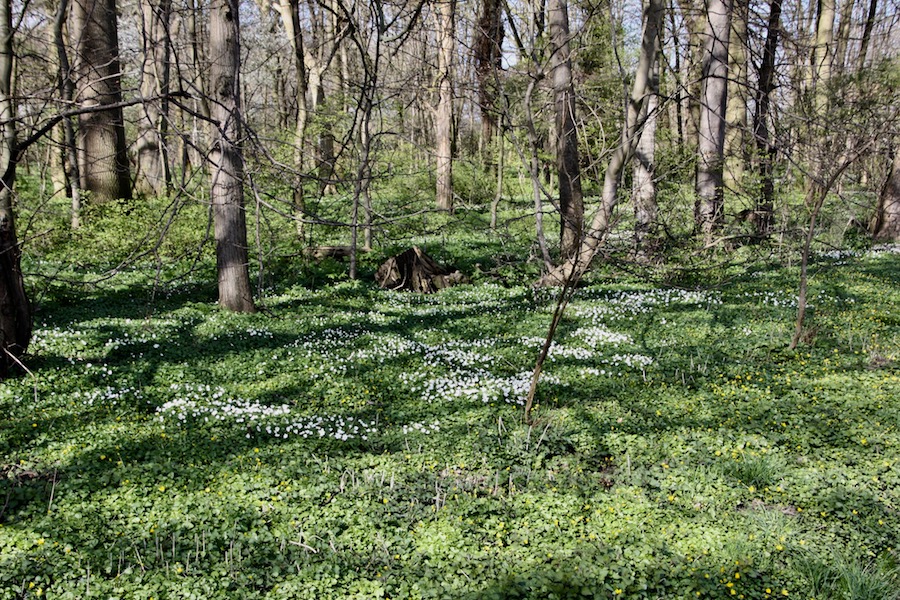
top-left (275, 0), bottom-right (309, 240)
top-left (872, 148), bottom-right (900, 241)
top-left (812, 0), bottom-right (836, 114)
top-left (538, 0), bottom-right (663, 285)
top-left (856, 0), bottom-right (877, 70)
top-left (71, 0), bottom-right (132, 203)
top-left (474, 0), bottom-right (503, 148)
top-left (752, 0), bottom-right (781, 236)
top-left (209, 0), bottom-right (256, 313)
top-left (833, 0), bottom-right (854, 72)
top-left (435, 0), bottom-right (455, 212)
top-left (632, 31), bottom-right (659, 256)
top-left (695, 0), bottom-right (732, 244)
top-left (549, 0), bottom-right (583, 259)
top-left (0, 0), bottom-right (31, 376)
top-left (52, 0), bottom-right (82, 228)
top-left (723, 0), bottom-right (748, 192)
top-left (135, 0), bottom-right (172, 197)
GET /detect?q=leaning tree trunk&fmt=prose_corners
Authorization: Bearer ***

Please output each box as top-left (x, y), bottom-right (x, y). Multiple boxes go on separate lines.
top-left (549, 0), bottom-right (584, 259)
top-left (71, 0), bottom-right (132, 204)
top-left (872, 148), bottom-right (900, 241)
top-left (538, 0), bottom-right (663, 286)
top-left (435, 0), bottom-right (455, 213)
top-left (0, 0), bottom-right (31, 377)
top-left (695, 0), bottom-right (733, 245)
top-left (209, 0), bottom-right (256, 313)
top-left (135, 0), bottom-right (172, 197)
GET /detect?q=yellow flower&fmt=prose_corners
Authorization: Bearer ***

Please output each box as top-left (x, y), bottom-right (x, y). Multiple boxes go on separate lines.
top-left (614, 589), bottom-right (623, 595)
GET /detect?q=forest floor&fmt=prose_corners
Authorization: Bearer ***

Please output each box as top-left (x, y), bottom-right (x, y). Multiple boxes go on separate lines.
top-left (1, 244), bottom-right (899, 599)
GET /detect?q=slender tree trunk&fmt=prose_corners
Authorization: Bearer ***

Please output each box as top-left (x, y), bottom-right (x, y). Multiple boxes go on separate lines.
top-left (812, 0), bottom-right (836, 115)
top-left (724, 0), bottom-right (748, 192)
top-left (676, 0), bottom-right (704, 156)
top-left (71, 0), bottom-right (132, 203)
top-left (474, 0), bottom-right (503, 149)
top-left (275, 0), bottom-right (309, 240)
top-left (872, 148), bottom-right (900, 241)
top-left (435, 0), bottom-right (455, 212)
top-left (856, 0), bottom-right (877, 70)
top-left (752, 0), bottom-right (781, 236)
top-left (136, 0), bottom-right (172, 197)
top-left (0, 0), bottom-right (31, 376)
top-left (833, 0), bottom-right (854, 72)
top-left (52, 0), bottom-right (82, 228)
top-left (524, 78), bottom-right (552, 268)
top-left (538, 0), bottom-right (663, 285)
top-left (549, 0), bottom-right (583, 259)
top-left (633, 35), bottom-right (659, 256)
top-left (209, 0), bottom-right (255, 313)
top-left (695, 0), bottom-right (732, 244)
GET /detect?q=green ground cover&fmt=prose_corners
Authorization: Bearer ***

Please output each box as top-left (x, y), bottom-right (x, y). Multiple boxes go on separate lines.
top-left (1, 246), bottom-right (899, 599)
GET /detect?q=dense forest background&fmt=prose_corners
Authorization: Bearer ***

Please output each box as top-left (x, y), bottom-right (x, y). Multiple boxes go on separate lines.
top-left (0, 0), bottom-right (899, 368)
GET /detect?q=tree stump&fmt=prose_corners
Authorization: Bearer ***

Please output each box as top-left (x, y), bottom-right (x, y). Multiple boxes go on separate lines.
top-left (375, 246), bottom-right (466, 293)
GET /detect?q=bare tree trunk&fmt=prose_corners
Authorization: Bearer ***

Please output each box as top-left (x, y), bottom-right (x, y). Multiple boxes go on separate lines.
top-left (135, 0), bottom-right (172, 197)
top-left (524, 78), bottom-right (553, 268)
top-left (538, 0), bottom-right (663, 285)
top-left (275, 0), bottom-right (309, 240)
top-left (833, 0), bottom-right (854, 72)
top-left (71, 0), bottom-right (132, 203)
top-left (209, 0), bottom-right (255, 313)
top-left (549, 0), bottom-right (583, 259)
top-left (633, 35), bottom-right (659, 256)
top-left (856, 0), bottom-right (877, 70)
top-left (52, 0), bottom-right (82, 228)
top-left (474, 0), bottom-right (503, 149)
top-left (0, 0), bottom-right (31, 376)
top-left (435, 0), bottom-right (455, 212)
top-left (812, 0), bottom-right (836, 114)
top-left (724, 0), bottom-right (748, 193)
top-left (695, 0), bottom-right (732, 244)
top-left (872, 148), bottom-right (900, 240)
top-left (752, 0), bottom-right (781, 236)
top-left (676, 0), bottom-right (704, 156)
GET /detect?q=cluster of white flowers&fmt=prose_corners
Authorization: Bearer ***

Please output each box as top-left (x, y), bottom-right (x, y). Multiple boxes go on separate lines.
top-left (155, 384), bottom-right (377, 441)
top-left (73, 385), bottom-right (145, 407)
top-left (415, 370), bottom-right (559, 405)
top-left (571, 326), bottom-right (631, 347)
top-left (401, 420), bottom-right (441, 435)
top-left (819, 244), bottom-right (900, 260)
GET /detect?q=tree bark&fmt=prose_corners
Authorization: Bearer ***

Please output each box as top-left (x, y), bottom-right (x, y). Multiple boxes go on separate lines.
top-left (632, 30), bottom-right (659, 256)
top-left (856, 0), bottom-right (877, 70)
top-left (752, 0), bottom-right (781, 236)
top-left (0, 0), bottom-right (31, 376)
top-left (872, 148), bottom-right (900, 241)
top-left (723, 0), bottom-right (748, 192)
top-left (812, 0), bottom-right (836, 114)
top-left (549, 0), bottom-right (583, 259)
top-left (474, 0), bottom-right (503, 148)
top-left (209, 0), bottom-right (256, 313)
top-left (695, 0), bottom-right (732, 244)
top-left (52, 0), bottom-right (82, 228)
top-left (274, 0), bottom-right (309, 239)
top-left (538, 0), bottom-right (663, 285)
top-left (135, 0), bottom-right (172, 197)
top-left (71, 0), bottom-right (132, 203)
top-left (435, 0), bottom-right (455, 212)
